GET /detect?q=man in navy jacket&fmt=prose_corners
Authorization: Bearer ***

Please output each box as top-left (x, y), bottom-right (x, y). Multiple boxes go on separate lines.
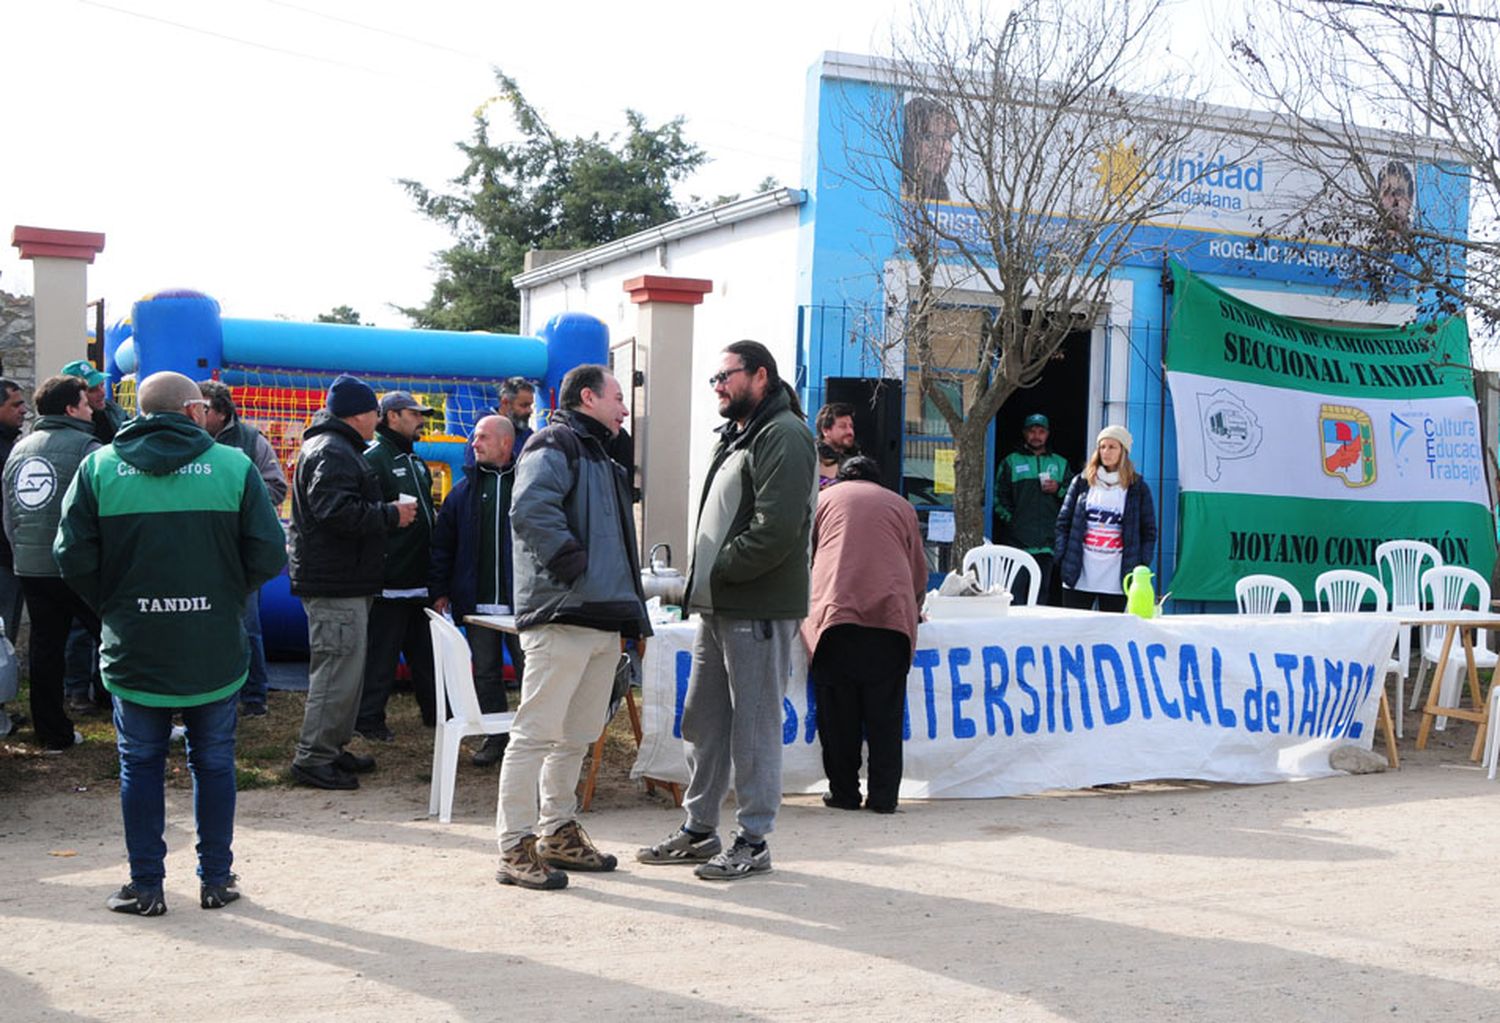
top-left (430, 415), bottom-right (520, 766)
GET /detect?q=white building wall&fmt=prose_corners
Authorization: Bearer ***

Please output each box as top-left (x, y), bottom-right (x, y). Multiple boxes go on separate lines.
top-left (520, 206), bottom-right (802, 555)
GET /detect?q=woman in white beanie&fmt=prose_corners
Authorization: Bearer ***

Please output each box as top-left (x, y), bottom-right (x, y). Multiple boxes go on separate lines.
top-left (1053, 425), bottom-right (1157, 611)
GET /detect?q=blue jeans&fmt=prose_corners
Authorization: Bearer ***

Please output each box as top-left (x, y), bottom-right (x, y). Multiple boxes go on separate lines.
top-left (239, 594), bottom-right (269, 709)
top-left (113, 693), bottom-right (239, 888)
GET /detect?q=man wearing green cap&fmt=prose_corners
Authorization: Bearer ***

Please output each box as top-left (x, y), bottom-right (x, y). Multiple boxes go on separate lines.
top-left (60, 360), bottom-right (129, 444)
top-left (993, 413), bottom-right (1071, 604)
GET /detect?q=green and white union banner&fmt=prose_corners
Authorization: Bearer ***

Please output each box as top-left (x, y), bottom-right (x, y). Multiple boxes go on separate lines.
top-left (1172, 373), bottom-right (1487, 502)
top-left (1164, 263), bottom-right (1496, 601)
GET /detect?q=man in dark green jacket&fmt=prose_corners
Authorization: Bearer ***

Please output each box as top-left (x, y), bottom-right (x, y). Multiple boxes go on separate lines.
top-left (993, 413), bottom-right (1071, 604)
top-left (3, 375), bottom-right (102, 751)
top-left (639, 341), bottom-right (816, 882)
top-left (356, 390), bottom-right (438, 740)
top-left (55, 371), bottom-right (286, 917)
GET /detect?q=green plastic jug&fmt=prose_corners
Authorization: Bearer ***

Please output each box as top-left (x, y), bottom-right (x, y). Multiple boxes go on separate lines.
top-left (1122, 565), bottom-right (1157, 619)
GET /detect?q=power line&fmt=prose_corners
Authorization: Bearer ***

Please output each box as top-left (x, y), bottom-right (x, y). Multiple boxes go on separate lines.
top-left (78, 0), bottom-right (391, 75)
top-left (78, 0), bottom-right (802, 177)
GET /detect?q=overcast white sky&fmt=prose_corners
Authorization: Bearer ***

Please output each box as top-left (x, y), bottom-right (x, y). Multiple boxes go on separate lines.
top-left (4, 0), bottom-right (1233, 329)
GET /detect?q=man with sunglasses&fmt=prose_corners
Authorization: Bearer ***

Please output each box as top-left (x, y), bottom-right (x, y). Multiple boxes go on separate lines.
top-left (638, 341), bottom-right (816, 881)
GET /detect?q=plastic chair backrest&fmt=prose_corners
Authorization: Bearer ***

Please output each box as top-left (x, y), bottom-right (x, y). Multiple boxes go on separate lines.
top-left (1375, 540), bottom-right (1442, 612)
top-left (1419, 565), bottom-right (1492, 657)
top-left (425, 609), bottom-right (484, 723)
top-left (961, 543), bottom-right (1042, 605)
top-left (1315, 569), bottom-right (1388, 613)
top-left (1421, 564), bottom-right (1489, 614)
top-left (1235, 574), bottom-right (1304, 614)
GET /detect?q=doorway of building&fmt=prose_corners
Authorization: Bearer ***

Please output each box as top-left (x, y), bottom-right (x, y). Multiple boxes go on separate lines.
top-left (992, 326), bottom-right (1093, 604)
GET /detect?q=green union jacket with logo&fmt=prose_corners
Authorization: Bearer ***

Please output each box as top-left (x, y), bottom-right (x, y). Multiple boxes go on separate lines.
top-left (54, 413), bottom-right (288, 707)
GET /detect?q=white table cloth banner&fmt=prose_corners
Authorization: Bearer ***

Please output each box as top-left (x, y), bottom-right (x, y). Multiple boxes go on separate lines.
top-left (632, 610), bottom-right (1400, 799)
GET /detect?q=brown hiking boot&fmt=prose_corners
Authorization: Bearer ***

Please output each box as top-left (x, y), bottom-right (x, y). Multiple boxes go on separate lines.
top-left (496, 835), bottom-right (568, 890)
top-left (537, 821), bottom-right (618, 873)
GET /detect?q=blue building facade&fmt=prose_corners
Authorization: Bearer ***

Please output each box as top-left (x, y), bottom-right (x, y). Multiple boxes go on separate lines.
top-left (789, 53), bottom-right (1467, 596)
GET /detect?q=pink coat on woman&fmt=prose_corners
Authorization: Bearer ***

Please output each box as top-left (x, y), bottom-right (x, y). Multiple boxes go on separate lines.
top-left (801, 479), bottom-right (928, 665)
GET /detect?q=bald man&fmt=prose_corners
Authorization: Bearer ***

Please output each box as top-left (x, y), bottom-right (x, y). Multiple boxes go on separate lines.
top-left (430, 415), bottom-right (524, 766)
top-left (55, 371), bottom-right (287, 916)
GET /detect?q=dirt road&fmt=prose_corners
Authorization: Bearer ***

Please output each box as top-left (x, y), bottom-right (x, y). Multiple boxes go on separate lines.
top-left (2, 759), bottom-right (1497, 1022)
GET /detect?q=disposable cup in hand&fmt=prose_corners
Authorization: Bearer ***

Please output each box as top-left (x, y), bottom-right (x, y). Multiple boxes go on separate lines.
top-left (397, 494), bottom-right (417, 505)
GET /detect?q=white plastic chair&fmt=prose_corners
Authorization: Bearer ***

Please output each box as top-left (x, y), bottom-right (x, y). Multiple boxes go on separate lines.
top-left (426, 609), bottom-right (515, 823)
top-left (1413, 566), bottom-right (1497, 732)
top-left (961, 543), bottom-right (1042, 605)
top-left (1315, 569), bottom-right (1389, 614)
top-left (1314, 570), bottom-right (1405, 740)
top-left (1234, 574), bottom-right (1303, 615)
top-left (1375, 540), bottom-right (1441, 707)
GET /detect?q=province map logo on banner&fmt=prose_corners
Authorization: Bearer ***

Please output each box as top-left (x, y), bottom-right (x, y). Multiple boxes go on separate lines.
top-left (1319, 404), bottom-right (1375, 488)
top-left (1164, 262), bottom-right (1494, 601)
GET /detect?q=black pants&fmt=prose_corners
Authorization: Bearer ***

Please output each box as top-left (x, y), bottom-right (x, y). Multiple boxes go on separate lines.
top-left (466, 625), bottom-right (524, 716)
top-left (20, 576), bottom-right (102, 749)
top-left (1062, 587), bottom-right (1127, 613)
top-left (357, 598), bottom-right (436, 730)
top-left (811, 624), bottom-right (910, 811)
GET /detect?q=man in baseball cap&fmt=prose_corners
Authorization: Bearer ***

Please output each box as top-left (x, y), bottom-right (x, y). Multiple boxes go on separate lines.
top-left (993, 411), bottom-right (1071, 604)
top-left (60, 360), bottom-right (128, 444)
top-left (355, 391), bottom-right (439, 742)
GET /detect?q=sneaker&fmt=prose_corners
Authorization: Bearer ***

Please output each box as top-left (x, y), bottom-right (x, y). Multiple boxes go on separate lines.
top-left (66, 696), bottom-right (102, 716)
top-left (42, 730), bottom-right (85, 755)
top-left (200, 874), bottom-right (241, 910)
top-left (495, 834), bottom-right (568, 891)
top-left (354, 724), bottom-right (395, 742)
top-left (106, 883), bottom-right (167, 916)
top-left (694, 834), bottom-right (772, 881)
top-left (636, 826), bottom-right (722, 865)
top-left (537, 821), bottom-right (617, 873)
top-left (470, 733), bottom-right (509, 767)
top-left (239, 703), bottom-right (268, 718)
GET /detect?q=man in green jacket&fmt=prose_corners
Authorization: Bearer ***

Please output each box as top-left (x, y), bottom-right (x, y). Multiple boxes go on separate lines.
top-left (356, 390), bottom-right (438, 740)
top-left (55, 371), bottom-right (286, 917)
top-left (638, 341), bottom-right (817, 881)
top-left (3, 375), bottom-right (102, 751)
top-left (993, 412), bottom-right (1071, 604)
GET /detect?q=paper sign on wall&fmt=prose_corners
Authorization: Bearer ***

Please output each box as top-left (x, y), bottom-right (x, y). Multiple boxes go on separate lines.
top-left (934, 449), bottom-right (955, 493)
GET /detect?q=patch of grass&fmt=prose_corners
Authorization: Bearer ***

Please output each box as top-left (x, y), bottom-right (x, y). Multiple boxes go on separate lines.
top-left (235, 764), bottom-right (279, 790)
top-left (2, 677), bottom-right (658, 809)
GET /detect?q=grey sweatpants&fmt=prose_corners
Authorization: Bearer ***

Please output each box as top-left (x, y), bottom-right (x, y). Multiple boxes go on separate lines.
top-left (681, 614), bottom-right (798, 842)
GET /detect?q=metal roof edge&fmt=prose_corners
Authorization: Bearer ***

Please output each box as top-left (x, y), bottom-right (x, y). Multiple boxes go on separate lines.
top-left (513, 187), bottom-right (807, 290)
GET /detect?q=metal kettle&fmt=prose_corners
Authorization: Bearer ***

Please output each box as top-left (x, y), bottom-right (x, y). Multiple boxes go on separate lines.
top-left (641, 543), bottom-right (686, 606)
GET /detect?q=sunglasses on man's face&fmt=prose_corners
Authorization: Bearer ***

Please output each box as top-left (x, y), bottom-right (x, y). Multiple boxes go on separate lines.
top-left (708, 366), bottom-right (748, 388)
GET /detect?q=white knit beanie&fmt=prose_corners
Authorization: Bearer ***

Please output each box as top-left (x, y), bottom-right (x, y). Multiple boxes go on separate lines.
top-left (1097, 424), bottom-right (1133, 453)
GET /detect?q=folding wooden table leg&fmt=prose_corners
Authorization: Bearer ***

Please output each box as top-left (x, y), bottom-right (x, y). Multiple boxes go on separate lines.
top-left (1416, 623), bottom-right (1459, 749)
top-left (1376, 691), bottom-right (1399, 769)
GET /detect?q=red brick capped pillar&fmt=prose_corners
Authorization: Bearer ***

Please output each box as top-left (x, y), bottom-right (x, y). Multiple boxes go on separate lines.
top-left (12, 225), bottom-right (106, 378)
top-left (622, 275), bottom-right (713, 569)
